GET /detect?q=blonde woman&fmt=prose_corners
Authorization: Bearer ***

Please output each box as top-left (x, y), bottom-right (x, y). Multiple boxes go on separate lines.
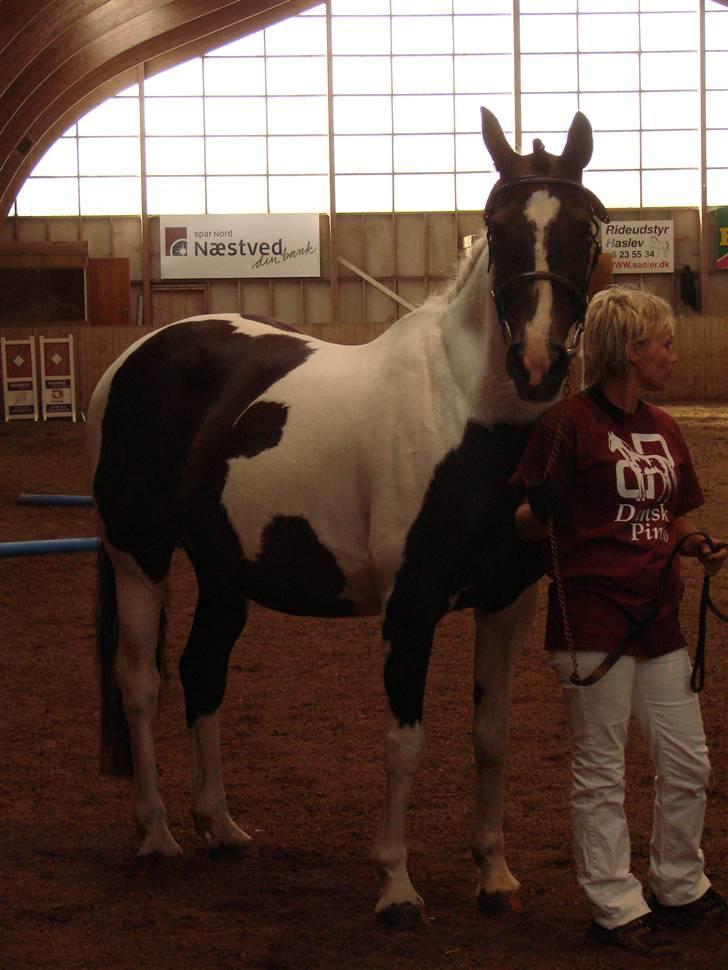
top-left (512, 286), bottom-right (727, 958)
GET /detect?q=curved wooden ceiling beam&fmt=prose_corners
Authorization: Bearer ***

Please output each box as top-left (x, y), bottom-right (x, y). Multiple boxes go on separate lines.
top-left (1, 0), bottom-right (236, 149)
top-left (0, 0), bottom-right (57, 58)
top-left (0, 0), bottom-right (111, 98)
top-left (0, 0), bottom-right (319, 219)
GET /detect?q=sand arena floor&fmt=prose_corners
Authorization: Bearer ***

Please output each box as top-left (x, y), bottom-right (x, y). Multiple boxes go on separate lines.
top-left (1, 407), bottom-right (727, 969)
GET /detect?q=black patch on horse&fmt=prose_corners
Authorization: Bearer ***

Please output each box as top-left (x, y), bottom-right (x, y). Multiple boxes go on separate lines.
top-left (247, 515), bottom-right (354, 617)
top-left (229, 401), bottom-right (288, 458)
top-left (95, 319), bottom-right (314, 582)
top-left (383, 421), bottom-right (545, 726)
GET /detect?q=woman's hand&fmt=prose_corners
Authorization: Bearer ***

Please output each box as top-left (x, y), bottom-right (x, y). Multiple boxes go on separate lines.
top-left (526, 480), bottom-right (566, 525)
top-left (696, 540), bottom-right (728, 576)
top-left (674, 517), bottom-right (728, 575)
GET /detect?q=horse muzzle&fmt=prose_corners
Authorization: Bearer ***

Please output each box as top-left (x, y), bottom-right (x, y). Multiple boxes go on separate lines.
top-left (506, 342), bottom-right (570, 403)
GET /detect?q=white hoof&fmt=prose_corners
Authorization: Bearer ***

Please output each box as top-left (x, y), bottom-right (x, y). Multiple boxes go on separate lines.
top-left (137, 826), bottom-right (183, 859)
top-left (194, 811), bottom-right (252, 852)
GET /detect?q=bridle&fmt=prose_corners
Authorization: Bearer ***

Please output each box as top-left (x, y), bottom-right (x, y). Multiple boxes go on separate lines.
top-left (483, 175), bottom-right (610, 357)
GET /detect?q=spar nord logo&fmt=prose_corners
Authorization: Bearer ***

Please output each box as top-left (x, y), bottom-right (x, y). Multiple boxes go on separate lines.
top-left (165, 226), bottom-right (188, 256)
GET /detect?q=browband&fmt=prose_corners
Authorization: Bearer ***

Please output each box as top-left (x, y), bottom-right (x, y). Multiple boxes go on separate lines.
top-left (484, 175), bottom-right (610, 226)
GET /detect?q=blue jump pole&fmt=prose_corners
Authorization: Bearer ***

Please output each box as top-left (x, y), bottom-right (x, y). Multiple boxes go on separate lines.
top-left (0, 537), bottom-right (100, 558)
top-left (17, 493), bottom-right (94, 507)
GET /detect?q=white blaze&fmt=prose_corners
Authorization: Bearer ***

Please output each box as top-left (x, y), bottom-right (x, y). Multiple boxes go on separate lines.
top-left (523, 190), bottom-right (561, 386)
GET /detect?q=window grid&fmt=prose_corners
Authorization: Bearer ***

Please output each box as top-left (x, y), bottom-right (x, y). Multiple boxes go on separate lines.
top-left (706, 3), bottom-right (728, 205)
top-left (12, 1), bottom-right (726, 216)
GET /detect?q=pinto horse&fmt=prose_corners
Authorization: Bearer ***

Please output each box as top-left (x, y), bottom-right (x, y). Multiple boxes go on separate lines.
top-left (89, 108), bottom-right (609, 927)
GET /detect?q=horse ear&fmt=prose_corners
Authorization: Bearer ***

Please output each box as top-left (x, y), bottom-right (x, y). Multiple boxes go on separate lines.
top-left (561, 112), bottom-right (594, 175)
top-left (481, 107), bottom-right (517, 174)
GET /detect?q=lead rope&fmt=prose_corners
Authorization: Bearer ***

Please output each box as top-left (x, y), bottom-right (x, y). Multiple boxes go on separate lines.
top-left (542, 366), bottom-right (581, 684)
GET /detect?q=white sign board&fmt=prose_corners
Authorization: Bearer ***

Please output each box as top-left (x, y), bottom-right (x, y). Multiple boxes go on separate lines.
top-left (1, 336), bottom-right (38, 421)
top-left (601, 220), bottom-right (674, 274)
top-left (160, 214), bottom-right (321, 279)
top-left (39, 334), bottom-right (77, 421)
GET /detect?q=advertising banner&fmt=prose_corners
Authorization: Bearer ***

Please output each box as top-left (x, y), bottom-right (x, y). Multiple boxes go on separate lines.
top-left (601, 220), bottom-right (674, 274)
top-left (716, 206), bottom-right (728, 269)
top-left (1, 336), bottom-right (38, 421)
top-left (160, 214), bottom-right (321, 280)
top-left (39, 334), bottom-right (76, 421)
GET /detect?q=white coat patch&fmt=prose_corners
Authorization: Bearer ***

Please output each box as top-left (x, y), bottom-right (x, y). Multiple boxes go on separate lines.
top-left (523, 191), bottom-right (560, 385)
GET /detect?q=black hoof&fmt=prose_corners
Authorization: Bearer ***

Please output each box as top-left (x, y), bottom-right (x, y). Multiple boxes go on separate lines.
top-left (477, 889), bottom-right (524, 916)
top-left (376, 902), bottom-right (425, 930)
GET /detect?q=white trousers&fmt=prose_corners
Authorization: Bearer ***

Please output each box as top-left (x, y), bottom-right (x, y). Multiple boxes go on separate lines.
top-left (550, 647), bottom-right (712, 929)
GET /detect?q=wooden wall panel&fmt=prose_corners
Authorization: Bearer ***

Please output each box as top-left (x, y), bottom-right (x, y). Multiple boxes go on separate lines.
top-left (302, 280), bottom-right (332, 324)
top-left (366, 215), bottom-right (396, 278)
top-left (5, 210), bottom-right (728, 325)
top-left (337, 214), bottom-right (366, 268)
top-left (112, 218), bottom-right (143, 277)
top-left (399, 279), bottom-right (427, 309)
top-left (76, 325), bottom-right (151, 408)
top-left (457, 211), bottom-right (485, 242)
top-left (673, 209), bottom-right (701, 270)
top-left (272, 281), bottom-right (303, 325)
top-left (11, 218), bottom-right (47, 242)
top-left (239, 281), bottom-right (273, 317)
top-left (47, 218), bottom-right (80, 242)
top-left (396, 213), bottom-right (425, 278)
top-left (427, 213), bottom-right (458, 277)
top-left (81, 218), bottom-right (113, 257)
top-left (86, 257), bottom-right (131, 326)
top-left (656, 316), bottom-right (728, 401)
top-left (209, 281), bottom-right (240, 314)
top-left (150, 285), bottom-right (207, 327)
top-left (338, 280), bottom-right (364, 325)
top-left (365, 283), bottom-right (398, 325)
top-left (316, 212), bottom-right (331, 279)
top-left (2, 315), bottom-right (727, 418)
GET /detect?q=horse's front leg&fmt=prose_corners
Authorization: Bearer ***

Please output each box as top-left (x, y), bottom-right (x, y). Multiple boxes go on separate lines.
top-left (372, 613), bottom-right (435, 929)
top-left (471, 584), bottom-right (539, 914)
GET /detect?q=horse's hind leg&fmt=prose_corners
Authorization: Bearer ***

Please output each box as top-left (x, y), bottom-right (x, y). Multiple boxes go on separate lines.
top-left (471, 585), bottom-right (539, 914)
top-left (113, 552), bottom-right (181, 857)
top-left (179, 578), bottom-right (251, 851)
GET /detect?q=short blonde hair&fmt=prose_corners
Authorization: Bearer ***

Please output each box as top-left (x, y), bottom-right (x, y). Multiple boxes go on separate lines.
top-left (583, 285), bottom-right (674, 386)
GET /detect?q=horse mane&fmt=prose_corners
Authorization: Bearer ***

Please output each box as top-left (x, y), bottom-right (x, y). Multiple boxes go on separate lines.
top-left (427, 233), bottom-right (489, 308)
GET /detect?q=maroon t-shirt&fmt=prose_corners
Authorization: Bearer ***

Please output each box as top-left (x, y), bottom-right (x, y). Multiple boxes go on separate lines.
top-left (511, 388), bottom-right (704, 657)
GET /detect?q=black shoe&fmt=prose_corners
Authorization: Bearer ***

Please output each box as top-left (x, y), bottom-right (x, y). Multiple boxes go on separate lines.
top-left (647, 887), bottom-right (728, 926)
top-left (587, 913), bottom-right (680, 958)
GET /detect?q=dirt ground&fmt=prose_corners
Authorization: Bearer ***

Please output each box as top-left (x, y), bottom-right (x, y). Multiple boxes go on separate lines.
top-left (1, 407), bottom-right (727, 970)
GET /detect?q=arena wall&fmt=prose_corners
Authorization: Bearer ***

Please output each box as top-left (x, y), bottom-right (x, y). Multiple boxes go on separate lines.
top-left (0, 314), bottom-right (726, 417)
top-left (1, 209), bottom-right (727, 412)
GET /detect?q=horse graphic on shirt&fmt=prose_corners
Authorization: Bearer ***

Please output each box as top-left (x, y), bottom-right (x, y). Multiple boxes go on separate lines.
top-left (608, 431), bottom-right (677, 502)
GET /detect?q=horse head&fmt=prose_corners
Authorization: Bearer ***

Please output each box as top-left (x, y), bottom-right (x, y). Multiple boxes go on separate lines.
top-left (481, 107), bottom-right (609, 403)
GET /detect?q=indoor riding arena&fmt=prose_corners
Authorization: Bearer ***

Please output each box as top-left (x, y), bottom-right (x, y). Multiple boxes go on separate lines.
top-left (2, 4), bottom-right (728, 970)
